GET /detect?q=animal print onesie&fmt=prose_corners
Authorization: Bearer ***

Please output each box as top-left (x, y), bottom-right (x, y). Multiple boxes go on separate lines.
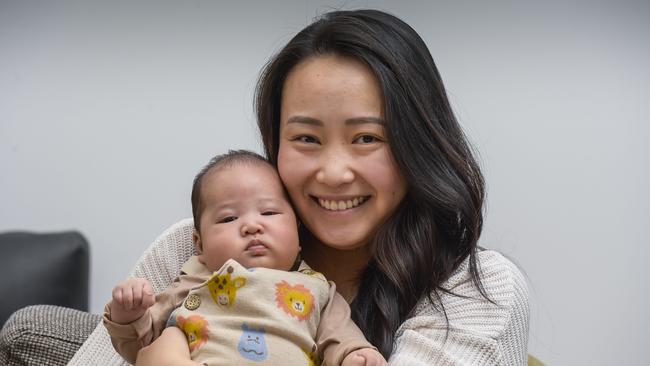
top-left (104, 256), bottom-right (373, 365)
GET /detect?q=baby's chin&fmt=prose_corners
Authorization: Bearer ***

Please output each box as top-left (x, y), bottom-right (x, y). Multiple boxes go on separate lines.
top-left (198, 255), bottom-right (296, 272)
top-left (239, 256), bottom-right (296, 271)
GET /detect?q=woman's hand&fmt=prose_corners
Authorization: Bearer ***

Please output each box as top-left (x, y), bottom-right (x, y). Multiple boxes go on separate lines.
top-left (341, 348), bottom-right (388, 366)
top-left (135, 327), bottom-right (203, 366)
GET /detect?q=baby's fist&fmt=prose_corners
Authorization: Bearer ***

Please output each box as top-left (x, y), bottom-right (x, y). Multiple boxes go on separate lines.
top-left (342, 348), bottom-right (387, 366)
top-left (110, 278), bottom-right (155, 324)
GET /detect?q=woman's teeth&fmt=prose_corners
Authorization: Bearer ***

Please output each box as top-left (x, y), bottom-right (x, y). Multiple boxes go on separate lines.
top-left (318, 196), bottom-right (366, 211)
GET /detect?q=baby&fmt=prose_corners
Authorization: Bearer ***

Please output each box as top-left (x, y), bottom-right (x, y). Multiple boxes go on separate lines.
top-left (103, 150), bottom-right (386, 366)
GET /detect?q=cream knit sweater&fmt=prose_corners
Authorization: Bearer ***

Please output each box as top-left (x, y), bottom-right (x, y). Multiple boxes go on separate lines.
top-left (68, 219), bottom-right (529, 366)
top-left (388, 250), bottom-right (530, 365)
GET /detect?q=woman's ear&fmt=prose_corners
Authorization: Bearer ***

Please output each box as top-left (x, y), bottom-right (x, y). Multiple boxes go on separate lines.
top-left (192, 230), bottom-right (202, 254)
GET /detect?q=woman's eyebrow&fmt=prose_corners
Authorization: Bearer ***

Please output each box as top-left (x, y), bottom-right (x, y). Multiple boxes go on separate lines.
top-left (345, 117), bottom-right (385, 126)
top-left (285, 116), bottom-right (384, 126)
top-left (286, 116), bottom-right (322, 126)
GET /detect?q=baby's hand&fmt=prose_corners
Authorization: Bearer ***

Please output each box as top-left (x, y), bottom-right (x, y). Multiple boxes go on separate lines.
top-left (109, 278), bottom-right (155, 324)
top-left (341, 348), bottom-right (388, 366)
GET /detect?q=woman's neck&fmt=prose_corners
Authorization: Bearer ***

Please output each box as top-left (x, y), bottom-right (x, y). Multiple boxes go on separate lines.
top-left (300, 235), bottom-right (370, 303)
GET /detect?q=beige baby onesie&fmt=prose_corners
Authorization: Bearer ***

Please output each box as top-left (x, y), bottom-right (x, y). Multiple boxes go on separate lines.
top-left (169, 259), bottom-right (331, 365)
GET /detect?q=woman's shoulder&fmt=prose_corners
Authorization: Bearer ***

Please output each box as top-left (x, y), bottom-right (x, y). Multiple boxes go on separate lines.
top-left (390, 250), bottom-right (530, 364)
top-left (402, 249), bottom-right (529, 340)
top-left (444, 249), bottom-right (528, 297)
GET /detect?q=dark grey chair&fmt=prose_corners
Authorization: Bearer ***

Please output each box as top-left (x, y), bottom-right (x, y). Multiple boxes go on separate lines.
top-left (0, 231), bottom-right (90, 326)
top-left (0, 231), bottom-right (93, 365)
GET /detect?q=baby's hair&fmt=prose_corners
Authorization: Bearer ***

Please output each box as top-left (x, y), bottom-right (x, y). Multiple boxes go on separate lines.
top-left (191, 150), bottom-right (270, 233)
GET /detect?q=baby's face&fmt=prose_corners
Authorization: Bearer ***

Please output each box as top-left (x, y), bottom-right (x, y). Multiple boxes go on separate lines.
top-left (195, 162), bottom-right (300, 272)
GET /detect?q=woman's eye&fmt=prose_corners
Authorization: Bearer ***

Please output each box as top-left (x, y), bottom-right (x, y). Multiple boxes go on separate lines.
top-left (354, 135), bottom-right (381, 144)
top-left (219, 216), bottom-right (237, 223)
top-left (295, 135), bottom-right (318, 144)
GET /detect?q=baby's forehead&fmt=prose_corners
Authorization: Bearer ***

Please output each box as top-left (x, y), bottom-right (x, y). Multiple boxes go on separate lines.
top-left (203, 161), bottom-right (287, 198)
top-left (208, 160), bottom-right (280, 181)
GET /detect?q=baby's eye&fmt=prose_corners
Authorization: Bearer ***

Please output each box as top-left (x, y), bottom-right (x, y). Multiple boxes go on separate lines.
top-left (261, 211), bottom-right (279, 216)
top-left (353, 134), bottom-right (381, 144)
top-left (219, 216), bottom-right (237, 223)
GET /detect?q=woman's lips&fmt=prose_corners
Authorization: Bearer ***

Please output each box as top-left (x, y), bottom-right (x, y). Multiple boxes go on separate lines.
top-left (313, 195), bottom-right (370, 211)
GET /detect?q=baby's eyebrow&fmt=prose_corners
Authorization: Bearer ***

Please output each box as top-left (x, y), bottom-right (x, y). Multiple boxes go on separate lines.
top-left (258, 197), bottom-right (286, 206)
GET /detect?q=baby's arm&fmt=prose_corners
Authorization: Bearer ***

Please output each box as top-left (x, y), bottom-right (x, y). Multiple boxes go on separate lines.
top-left (104, 277), bottom-right (158, 364)
top-left (316, 283), bottom-right (384, 365)
top-left (341, 348), bottom-right (387, 366)
top-left (136, 327), bottom-right (204, 366)
top-left (109, 278), bottom-right (156, 324)
top-left (104, 257), bottom-right (210, 363)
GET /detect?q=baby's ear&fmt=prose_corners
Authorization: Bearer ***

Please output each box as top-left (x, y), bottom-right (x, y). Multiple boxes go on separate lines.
top-left (192, 230), bottom-right (202, 254)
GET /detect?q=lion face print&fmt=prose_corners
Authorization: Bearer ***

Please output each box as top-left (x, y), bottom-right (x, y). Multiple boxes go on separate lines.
top-left (176, 315), bottom-right (209, 352)
top-left (275, 280), bottom-right (314, 321)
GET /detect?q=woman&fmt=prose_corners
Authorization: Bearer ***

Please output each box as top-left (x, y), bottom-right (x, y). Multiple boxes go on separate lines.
top-left (138, 9), bottom-right (529, 365)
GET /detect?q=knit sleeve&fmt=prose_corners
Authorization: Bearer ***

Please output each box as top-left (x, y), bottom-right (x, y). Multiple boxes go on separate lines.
top-left (388, 250), bottom-right (530, 366)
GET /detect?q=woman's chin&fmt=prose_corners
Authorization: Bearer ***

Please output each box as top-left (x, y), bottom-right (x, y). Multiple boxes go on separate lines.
top-left (313, 231), bottom-right (370, 252)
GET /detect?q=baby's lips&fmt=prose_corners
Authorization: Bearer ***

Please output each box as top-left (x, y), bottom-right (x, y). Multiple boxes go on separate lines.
top-left (246, 238), bottom-right (266, 248)
top-left (245, 238), bottom-right (268, 252)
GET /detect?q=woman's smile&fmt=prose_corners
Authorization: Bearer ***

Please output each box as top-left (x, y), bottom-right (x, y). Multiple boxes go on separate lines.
top-left (314, 195), bottom-right (370, 211)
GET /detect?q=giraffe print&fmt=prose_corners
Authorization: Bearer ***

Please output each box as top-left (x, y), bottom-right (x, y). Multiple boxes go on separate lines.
top-left (207, 265), bottom-right (247, 306)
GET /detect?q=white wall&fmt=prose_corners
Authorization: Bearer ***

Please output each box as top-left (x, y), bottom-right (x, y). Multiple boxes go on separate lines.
top-left (1, 1), bottom-right (648, 364)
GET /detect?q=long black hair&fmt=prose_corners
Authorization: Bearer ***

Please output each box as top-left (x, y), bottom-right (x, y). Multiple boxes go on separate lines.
top-left (255, 9), bottom-right (488, 357)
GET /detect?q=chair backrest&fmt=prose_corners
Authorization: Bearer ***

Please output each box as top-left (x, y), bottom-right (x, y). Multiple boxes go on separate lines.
top-left (0, 231), bottom-right (89, 327)
top-left (67, 218), bottom-right (195, 366)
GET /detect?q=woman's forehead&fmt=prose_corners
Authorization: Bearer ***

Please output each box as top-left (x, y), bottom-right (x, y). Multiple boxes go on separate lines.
top-left (280, 56), bottom-right (384, 128)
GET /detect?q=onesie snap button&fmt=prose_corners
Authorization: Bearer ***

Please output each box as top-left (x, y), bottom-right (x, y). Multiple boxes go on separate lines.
top-left (184, 294), bottom-right (201, 310)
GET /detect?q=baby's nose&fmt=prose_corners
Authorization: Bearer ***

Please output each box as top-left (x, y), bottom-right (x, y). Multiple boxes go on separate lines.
top-left (241, 220), bottom-right (263, 235)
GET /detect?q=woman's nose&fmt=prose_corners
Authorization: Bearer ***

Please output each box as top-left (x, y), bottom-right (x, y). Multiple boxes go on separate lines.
top-left (316, 152), bottom-right (355, 186)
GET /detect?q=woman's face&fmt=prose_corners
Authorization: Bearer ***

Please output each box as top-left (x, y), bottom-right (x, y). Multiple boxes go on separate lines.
top-left (278, 55), bottom-right (407, 251)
